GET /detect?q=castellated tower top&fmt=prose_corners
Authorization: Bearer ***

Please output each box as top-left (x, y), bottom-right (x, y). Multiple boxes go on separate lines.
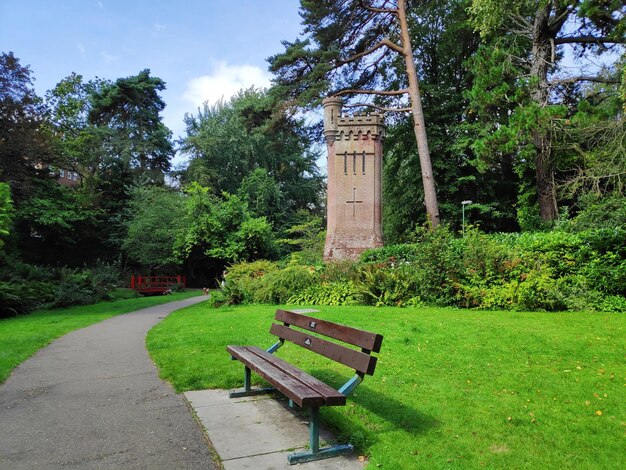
top-left (322, 97), bottom-right (386, 143)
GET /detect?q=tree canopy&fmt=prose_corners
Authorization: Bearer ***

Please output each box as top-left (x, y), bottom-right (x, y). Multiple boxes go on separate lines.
top-left (179, 87), bottom-right (323, 227)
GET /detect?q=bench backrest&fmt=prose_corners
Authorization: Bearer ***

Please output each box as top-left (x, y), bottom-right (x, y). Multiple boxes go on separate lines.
top-left (270, 309), bottom-right (383, 376)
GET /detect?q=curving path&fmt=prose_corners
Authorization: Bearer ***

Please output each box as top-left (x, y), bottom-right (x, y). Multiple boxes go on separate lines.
top-left (0, 296), bottom-right (215, 469)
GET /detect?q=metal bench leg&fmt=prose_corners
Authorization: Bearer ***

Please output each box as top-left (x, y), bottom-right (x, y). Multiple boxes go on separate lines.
top-left (229, 366), bottom-right (275, 398)
top-left (287, 407), bottom-right (353, 465)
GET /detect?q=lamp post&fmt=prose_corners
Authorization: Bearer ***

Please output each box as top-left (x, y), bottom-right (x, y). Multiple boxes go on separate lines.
top-left (461, 200), bottom-right (472, 237)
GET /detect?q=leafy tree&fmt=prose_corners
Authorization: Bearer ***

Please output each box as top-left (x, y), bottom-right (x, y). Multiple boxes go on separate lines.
top-left (122, 186), bottom-right (185, 273)
top-left (467, 0), bottom-right (625, 223)
top-left (14, 178), bottom-right (102, 266)
top-left (278, 209), bottom-right (326, 264)
top-left (174, 184), bottom-right (279, 282)
top-left (556, 63), bottom-right (626, 229)
top-left (237, 168), bottom-right (285, 226)
top-left (45, 70), bottom-right (176, 259)
top-left (45, 73), bottom-right (110, 185)
top-left (89, 69), bottom-right (173, 179)
top-left (381, 0), bottom-right (519, 239)
top-left (180, 88), bottom-right (322, 223)
top-left (268, 0), bottom-right (441, 226)
top-left (0, 183), bottom-right (12, 251)
top-left (0, 52), bottom-right (53, 203)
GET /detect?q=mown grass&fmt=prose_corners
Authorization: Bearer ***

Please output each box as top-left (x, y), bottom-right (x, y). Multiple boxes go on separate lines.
top-left (147, 304), bottom-right (625, 469)
top-left (0, 290), bottom-right (202, 383)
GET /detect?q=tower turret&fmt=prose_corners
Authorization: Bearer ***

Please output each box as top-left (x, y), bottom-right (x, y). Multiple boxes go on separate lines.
top-left (322, 97), bottom-right (343, 144)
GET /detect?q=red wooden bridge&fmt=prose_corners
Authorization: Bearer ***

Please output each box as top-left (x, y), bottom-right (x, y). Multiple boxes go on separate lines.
top-left (130, 275), bottom-right (186, 294)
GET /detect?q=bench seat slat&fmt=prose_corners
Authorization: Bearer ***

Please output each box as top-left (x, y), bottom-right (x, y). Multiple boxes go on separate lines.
top-left (227, 345), bottom-right (346, 407)
top-left (243, 347), bottom-right (347, 406)
top-left (270, 323), bottom-right (378, 375)
top-left (275, 309), bottom-right (383, 353)
top-left (228, 346), bottom-right (324, 407)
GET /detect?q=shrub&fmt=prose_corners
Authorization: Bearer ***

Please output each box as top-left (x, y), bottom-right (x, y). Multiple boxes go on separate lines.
top-left (596, 294), bottom-right (626, 312)
top-left (513, 267), bottom-right (567, 311)
top-left (252, 266), bottom-right (318, 304)
top-left (361, 226), bottom-right (457, 305)
top-left (0, 259), bottom-right (120, 316)
top-left (357, 263), bottom-right (422, 307)
top-left (49, 263), bottom-right (120, 308)
top-left (288, 281), bottom-right (361, 306)
top-left (320, 261), bottom-right (359, 283)
top-left (0, 260), bottom-right (56, 317)
top-left (89, 262), bottom-right (120, 299)
top-left (215, 223), bottom-right (625, 311)
top-left (567, 194), bottom-right (626, 232)
top-left (453, 281), bottom-right (518, 310)
top-left (52, 268), bottom-right (96, 307)
top-left (206, 289), bottom-right (228, 308)
top-left (361, 243), bottom-right (421, 264)
top-left (220, 260), bottom-right (279, 304)
top-left (578, 228), bottom-right (626, 295)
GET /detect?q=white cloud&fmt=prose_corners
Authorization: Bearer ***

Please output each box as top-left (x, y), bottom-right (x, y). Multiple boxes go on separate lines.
top-left (154, 23), bottom-right (166, 32)
top-left (77, 42), bottom-right (86, 56)
top-left (182, 61), bottom-right (271, 108)
top-left (100, 50), bottom-right (117, 64)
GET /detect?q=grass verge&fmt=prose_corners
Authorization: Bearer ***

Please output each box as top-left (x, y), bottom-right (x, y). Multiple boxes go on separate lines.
top-left (147, 304), bottom-right (624, 469)
top-left (0, 290), bottom-right (202, 383)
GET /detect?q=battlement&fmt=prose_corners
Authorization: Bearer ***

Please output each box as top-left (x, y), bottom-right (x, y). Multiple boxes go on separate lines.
top-left (323, 97), bottom-right (386, 143)
top-left (337, 112), bottom-right (385, 141)
top-left (337, 112), bottom-right (385, 126)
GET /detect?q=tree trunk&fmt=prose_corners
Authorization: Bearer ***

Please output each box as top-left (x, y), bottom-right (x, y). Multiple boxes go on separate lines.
top-left (398, 0), bottom-right (440, 228)
top-left (530, 3), bottom-right (558, 222)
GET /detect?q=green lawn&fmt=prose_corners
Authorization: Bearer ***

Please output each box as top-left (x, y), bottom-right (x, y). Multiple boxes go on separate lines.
top-left (0, 290), bottom-right (202, 384)
top-left (147, 304), bottom-right (625, 469)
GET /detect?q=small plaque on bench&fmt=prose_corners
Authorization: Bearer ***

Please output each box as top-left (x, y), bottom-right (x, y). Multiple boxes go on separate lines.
top-left (309, 321), bottom-right (317, 329)
top-left (304, 338), bottom-right (312, 346)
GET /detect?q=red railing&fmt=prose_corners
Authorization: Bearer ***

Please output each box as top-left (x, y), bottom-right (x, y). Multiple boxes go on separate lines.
top-left (130, 275), bottom-right (186, 294)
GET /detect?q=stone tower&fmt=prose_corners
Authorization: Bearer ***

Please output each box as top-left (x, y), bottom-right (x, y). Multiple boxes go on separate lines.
top-left (323, 97), bottom-right (385, 260)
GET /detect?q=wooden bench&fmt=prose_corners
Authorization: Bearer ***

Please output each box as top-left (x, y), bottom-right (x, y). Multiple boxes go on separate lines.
top-left (227, 309), bottom-right (383, 465)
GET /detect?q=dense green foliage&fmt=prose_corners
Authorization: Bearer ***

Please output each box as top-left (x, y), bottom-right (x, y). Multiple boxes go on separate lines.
top-left (214, 225), bottom-right (626, 312)
top-left (466, 0), bottom-right (625, 224)
top-left (147, 303), bottom-right (625, 468)
top-left (0, 260), bottom-right (120, 317)
top-left (122, 186), bottom-right (185, 272)
top-left (0, 183), bottom-right (12, 251)
top-left (0, 52), bottom-right (322, 312)
top-left (270, 1), bottom-right (625, 236)
top-left (179, 88), bottom-right (323, 228)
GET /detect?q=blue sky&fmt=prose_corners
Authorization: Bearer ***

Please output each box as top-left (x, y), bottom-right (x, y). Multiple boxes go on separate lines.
top-left (1, 0), bottom-right (303, 140)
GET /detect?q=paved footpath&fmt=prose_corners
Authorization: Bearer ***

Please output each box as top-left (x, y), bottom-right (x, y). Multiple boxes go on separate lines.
top-left (0, 296), bottom-right (216, 470)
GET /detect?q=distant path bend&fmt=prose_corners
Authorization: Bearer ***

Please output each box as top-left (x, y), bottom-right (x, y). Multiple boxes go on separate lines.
top-left (0, 295), bottom-right (216, 469)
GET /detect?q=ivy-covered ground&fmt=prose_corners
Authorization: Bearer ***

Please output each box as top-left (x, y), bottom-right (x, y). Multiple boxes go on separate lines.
top-left (147, 303), bottom-right (625, 469)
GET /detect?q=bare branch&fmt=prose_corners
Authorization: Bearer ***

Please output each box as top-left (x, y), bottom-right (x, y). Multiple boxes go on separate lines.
top-left (343, 102), bottom-right (411, 113)
top-left (359, 1), bottom-right (398, 15)
top-left (337, 38), bottom-right (404, 66)
top-left (508, 14), bottom-right (532, 37)
top-left (344, 11), bottom-right (377, 46)
top-left (550, 76), bottom-right (621, 85)
top-left (554, 36), bottom-right (624, 45)
top-left (548, 5), bottom-right (574, 33)
top-left (331, 88), bottom-right (409, 97)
